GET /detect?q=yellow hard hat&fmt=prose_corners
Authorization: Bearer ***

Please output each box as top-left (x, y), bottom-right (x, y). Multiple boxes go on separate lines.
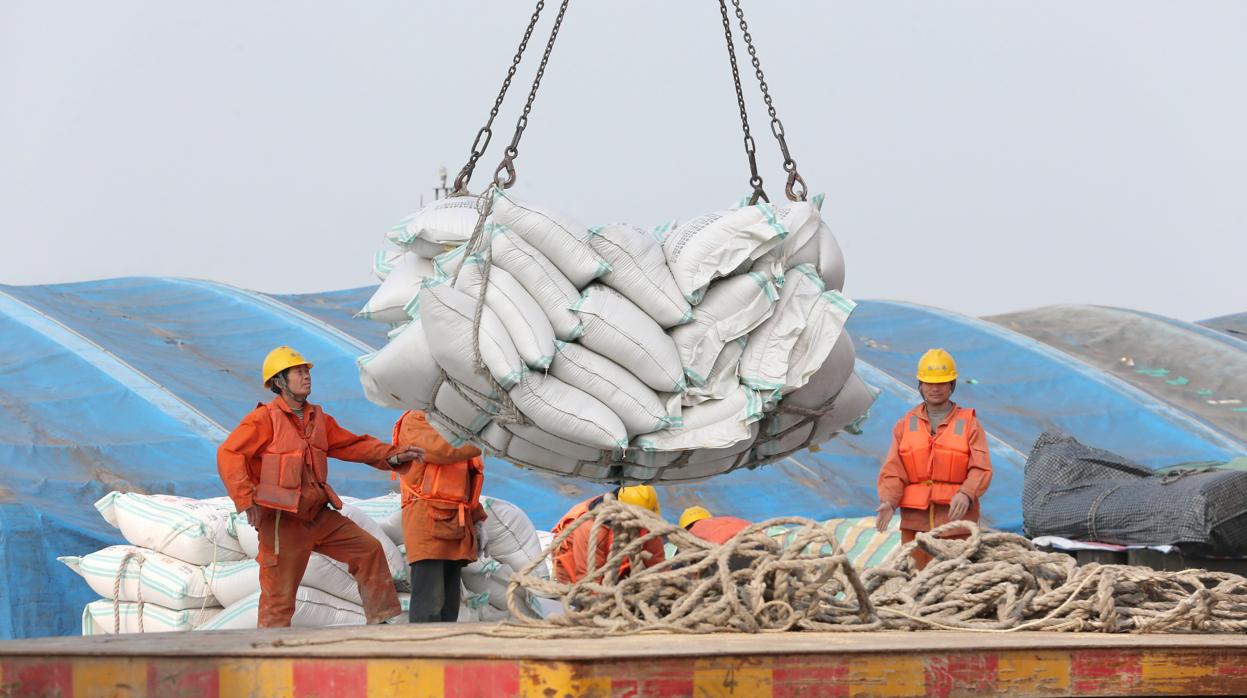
top-left (916, 348), bottom-right (957, 383)
top-left (679, 506), bottom-right (712, 529)
top-left (262, 346), bottom-right (313, 387)
top-left (616, 485), bottom-right (661, 515)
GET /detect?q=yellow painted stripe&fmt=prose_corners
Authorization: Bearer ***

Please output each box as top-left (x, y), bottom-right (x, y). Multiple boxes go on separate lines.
top-left (848, 655), bottom-right (925, 697)
top-left (1140, 651), bottom-right (1215, 694)
top-left (366, 658), bottom-right (444, 697)
top-left (518, 661), bottom-right (610, 697)
top-left (72, 658), bottom-right (148, 698)
top-left (219, 658), bottom-right (294, 698)
top-left (997, 651), bottom-right (1071, 694)
top-left (693, 657), bottom-right (773, 698)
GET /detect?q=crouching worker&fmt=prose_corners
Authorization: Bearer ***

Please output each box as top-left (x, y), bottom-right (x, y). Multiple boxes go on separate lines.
top-left (392, 409), bottom-right (486, 623)
top-left (217, 347), bottom-right (424, 627)
top-left (552, 485), bottom-right (666, 584)
top-left (874, 349), bottom-right (992, 570)
top-left (680, 506), bottom-right (752, 571)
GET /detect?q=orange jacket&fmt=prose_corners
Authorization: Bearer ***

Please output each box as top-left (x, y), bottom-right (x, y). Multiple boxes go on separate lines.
top-left (877, 403), bottom-right (992, 532)
top-left (688, 516), bottom-right (751, 545)
top-left (217, 396), bottom-right (398, 519)
top-left (392, 411), bottom-right (486, 564)
top-left (552, 496), bottom-right (666, 584)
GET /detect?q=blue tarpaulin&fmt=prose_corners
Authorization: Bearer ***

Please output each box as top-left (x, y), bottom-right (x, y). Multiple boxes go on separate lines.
top-left (0, 278), bottom-right (1242, 638)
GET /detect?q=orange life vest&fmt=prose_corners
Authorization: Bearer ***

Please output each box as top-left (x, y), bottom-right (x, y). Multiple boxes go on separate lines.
top-left (551, 497), bottom-right (607, 584)
top-left (398, 456), bottom-right (485, 528)
top-left (897, 405), bottom-right (976, 510)
top-left (254, 399), bottom-right (339, 514)
top-left (688, 516), bottom-right (751, 545)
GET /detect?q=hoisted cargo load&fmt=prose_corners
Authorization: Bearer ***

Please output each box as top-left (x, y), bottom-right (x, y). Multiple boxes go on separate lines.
top-left (355, 0), bottom-right (874, 482)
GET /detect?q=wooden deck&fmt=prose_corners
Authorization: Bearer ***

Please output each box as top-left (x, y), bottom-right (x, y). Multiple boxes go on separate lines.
top-left (2, 624), bottom-right (1246, 696)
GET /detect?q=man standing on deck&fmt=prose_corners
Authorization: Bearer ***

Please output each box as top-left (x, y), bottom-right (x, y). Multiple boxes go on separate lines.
top-left (217, 346), bottom-right (424, 627)
top-left (873, 349), bottom-right (993, 569)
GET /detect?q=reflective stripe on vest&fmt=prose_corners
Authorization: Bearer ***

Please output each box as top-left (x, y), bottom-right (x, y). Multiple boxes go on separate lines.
top-left (255, 399), bottom-right (332, 513)
top-left (897, 405), bottom-right (975, 510)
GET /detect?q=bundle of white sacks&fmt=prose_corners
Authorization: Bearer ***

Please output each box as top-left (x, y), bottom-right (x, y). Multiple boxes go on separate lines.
top-left (62, 491), bottom-right (549, 634)
top-left (359, 189), bottom-right (876, 482)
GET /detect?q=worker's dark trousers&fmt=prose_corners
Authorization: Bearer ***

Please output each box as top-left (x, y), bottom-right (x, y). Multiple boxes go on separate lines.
top-left (408, 559), bottom-right (463, 623)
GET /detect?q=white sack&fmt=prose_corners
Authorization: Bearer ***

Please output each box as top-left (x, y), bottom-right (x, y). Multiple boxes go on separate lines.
top-left (432, 378), bottom-right (496, 438)
top-left (662, 203), bottom-right (786, 303)
top-left (685, 336), bottom-right (747, 405)
top-left (478, 424), bottom-right (610, 479)
top-left (339, 503), bottom-right (407, 583)
top-left (508, 372), bottom-right (628, 451)
top-left (627, 424), bottom-right (758, 482)
top-left (387, 196), bottom-right (482, 248)
top-left (787, 219), bottom-right (845, 291)
top-left (587, 223), bottom-right (691, 327)
top-left (196, 587), bottom-right (366, 631)
top-left (461, 556), bottom-right (516, 611)
top-left (204, 553), bottom-right (365, 608)
top-left (381, 509), bottom-right (405, 548)
top-left (505, 423), bottom-right (604, 461)
top-left (740, 264), bottom-right (853, 396)
top-left (808, 374), bottom-right (876, 444)
top-left (574, 284), bottom-right (686, 393)
top-left (420, 280), bottom-right (526, 391)
top-left (340, 492), bottom-right (403, 524)
top-left (633, 385), bottom-right (763, 452)
top-left (456, 254), bottom-right (557, 370)
top-left (490, 189), bottom-right (609, 288)
top-left (95, 493), bottom-right (246, 566)
top-left (535, 530), bottom-right (555, 580)
top-left (433, 243), bottom-right (468, 278)
top-left (757, 373), bottom-right (876, 458)
top-left (60, 545), bottom-right (215, 610)
top-left (549, 341), bottom-right (672, 437)
top-left (372, 249), bottom-right (403, 281)
top-left (357, 253), bottom-right (438, 323)
top-left (670, 273), bottom-right (777, 387)
top-left (82, 600), bottom-right (220, 635)
top-left (748, 201), bottom-right (823, 279)
top-left (357, 313), bottom-right (440, 410)
top-left (488, 224), bottom-right (584, 340)
top-left (481, 496), bottom-right (543, 573)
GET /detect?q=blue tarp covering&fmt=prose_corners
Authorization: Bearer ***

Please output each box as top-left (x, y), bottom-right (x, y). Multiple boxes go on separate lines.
top-left (0, 278), bottom-right (1242, 638)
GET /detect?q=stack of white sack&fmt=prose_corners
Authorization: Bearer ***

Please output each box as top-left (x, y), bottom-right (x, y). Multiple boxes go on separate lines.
top-left (66, 491), bottom-right (553, 634)
top-left (358, 188), bottom-right (876, 482)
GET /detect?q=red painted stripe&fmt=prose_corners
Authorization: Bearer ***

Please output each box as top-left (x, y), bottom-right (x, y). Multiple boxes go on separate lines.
top-left (1071, 649), bottom-right (1142, 694)
top-left (293, 659), bottom-right (368, 697)
top-left (2, 660), bottom-right (73, 698)
top-left (609, 658), bottom-right (695, 697)
top-left (444, 660), bottom-right (520, 698)
top-left (772, 655), bottom-right (850, 698)
top-left (925, 652), bottom-right (998, 698)
top-left (147, 659), bottom-right (220, 698)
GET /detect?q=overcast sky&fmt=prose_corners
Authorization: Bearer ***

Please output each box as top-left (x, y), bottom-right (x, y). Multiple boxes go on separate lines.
top-left (2, 1), bottom-right (1243, 321)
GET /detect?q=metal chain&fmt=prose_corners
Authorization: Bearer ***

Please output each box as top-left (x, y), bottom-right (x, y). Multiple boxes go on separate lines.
top-left (730, 0), bottom-right (807, 201)
top-left (451, 1), bottom-right (548, 195)
top-left (493, 0), bottom-right (572, 189)
top-left (717, 0), bottom-right (767, 204)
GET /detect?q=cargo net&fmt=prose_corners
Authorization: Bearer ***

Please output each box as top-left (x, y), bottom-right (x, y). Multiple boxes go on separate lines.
top-left (357, 186), bottom-right (876, 484)
top-left (500, 499), bottom-right (1247, 636)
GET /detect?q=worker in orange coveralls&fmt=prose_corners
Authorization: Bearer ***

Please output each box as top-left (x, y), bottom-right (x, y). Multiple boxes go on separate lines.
top-left (679, 506), bottom-right (750, 544)
top-left (217, 346), bottom-right (424, 627)
top-left (874, 349), bottom-right (993, 570)
top-left (391, 409), bottom-right (487, 623)
top-left (552, 485), bottom-right (666, 584)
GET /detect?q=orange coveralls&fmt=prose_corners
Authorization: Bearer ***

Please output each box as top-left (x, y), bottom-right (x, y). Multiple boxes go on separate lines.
top-left (877, 402), bottom-right (992, 569)
top-left (687, 516), bottom-right (751, 544)
top-left (552, 496), bottom-right (666, 584)
top-left (217, 396), bottom-right (402, 627)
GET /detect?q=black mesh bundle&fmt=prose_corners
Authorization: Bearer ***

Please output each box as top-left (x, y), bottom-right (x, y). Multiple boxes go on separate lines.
top-left (1022, 431), bottom-right (1247, 556)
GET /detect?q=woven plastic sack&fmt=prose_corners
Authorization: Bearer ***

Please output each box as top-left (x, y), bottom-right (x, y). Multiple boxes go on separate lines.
top-left (481, 496), bottom-right (543, 573)
top-left (95, 493), bottom-right (246, 566)
top-left (787, 219), bottom-right (845, 291)
top-left (204, 553), bottom-right (363, 608)
top-left (662, 203), bottom-right (786, 303)
top-left (587, 223), bottom-right (691, 327)
top-left (357, 313), bottom-right (440, 410)
top-left (488, 224), bottom-right (583, 340)
top-left (358, 253), bottom-right (437, 323)
top-left (387, 195), bottom-right (482, 248)
top-left (455, 254), bottom-right (557, 370)
top-left (196, 587), bottom-right (366, 631)
top-left (508, 372), bottom-right (628, 451)
top-left (574, 284), bottom-right (686, 393)
top-left (490, 189), bottom-right (610, 288)
top-left (670, 272), bottom-right (777, 387)
top-left (549, 340), bottom-right (672, 437)
top-left (82, 600), bottom-right (220, 635)
top-left (685, 336), bottom-right (747, 406)
top-left (60, 545), bottom-right (216, 610)
top-left (420, 280), bottom-right (526, 392)
top-left (633, 385), bottom-right (763, 452)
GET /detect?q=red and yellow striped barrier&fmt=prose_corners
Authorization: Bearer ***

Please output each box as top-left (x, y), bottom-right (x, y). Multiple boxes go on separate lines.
top-left (4, 645), bottom-right (1247, 697)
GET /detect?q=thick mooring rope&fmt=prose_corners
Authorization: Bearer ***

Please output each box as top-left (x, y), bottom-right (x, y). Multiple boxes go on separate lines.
top-left (504, 506), bottom-right (1247, 637)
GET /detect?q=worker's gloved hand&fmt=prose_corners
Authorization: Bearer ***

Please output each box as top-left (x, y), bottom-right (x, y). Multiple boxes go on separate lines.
top-left (874, 501), bottom-right (894, 533)
top-left (392, 446), bottom-right (425, 464)
top-left (948, 492), bottom-right (972, 521)
top-left (475, 521), bottom-right (489, 555)
top-left (244, 504), bottom-right (262, 529)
